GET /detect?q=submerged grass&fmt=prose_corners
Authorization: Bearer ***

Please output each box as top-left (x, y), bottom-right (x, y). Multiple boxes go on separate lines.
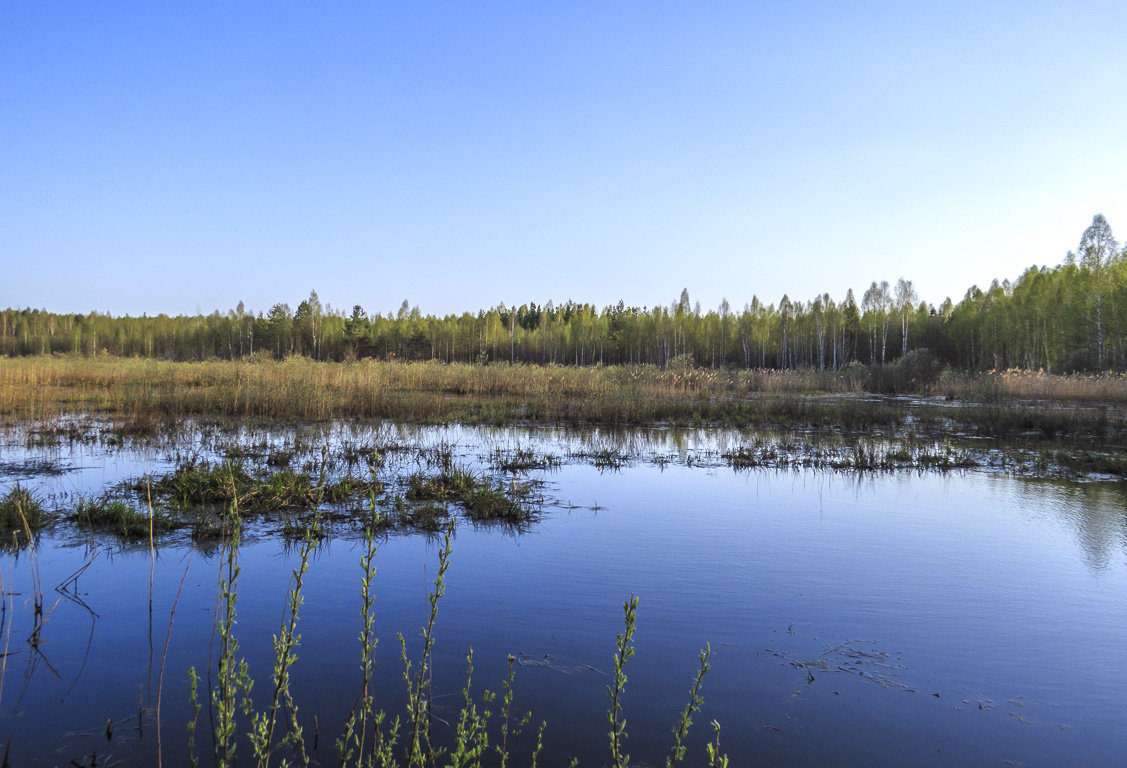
top-left (6, 418), bottom-right (1119, 548)
top-left (0, 457), bottom-right (71, 478)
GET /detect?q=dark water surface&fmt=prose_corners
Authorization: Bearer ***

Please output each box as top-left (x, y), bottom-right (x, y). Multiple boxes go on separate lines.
top-left (1, 423), bottom-right (1126, 766)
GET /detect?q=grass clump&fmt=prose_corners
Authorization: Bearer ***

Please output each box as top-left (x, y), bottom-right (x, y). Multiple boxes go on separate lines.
top-left (0, 485), bottom-right (46, 546)
top-left (571, 448), bottom-right (629, 470)
top-left (138, 460), bottom-right (378, 514)
top-left (400, 501), bottom-right (450, 532)
top-left (73, 495), bottom-right (173, 538)
top-left (489, 446), bottom-right (562, 473)
top-left (405, 465), bottom-right (537, 523)
top-left (722, 438), bottom-right (978, 472)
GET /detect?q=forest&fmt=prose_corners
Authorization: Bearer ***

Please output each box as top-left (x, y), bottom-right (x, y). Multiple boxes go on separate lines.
top-left (4, 215), bottom-right (1126, 372)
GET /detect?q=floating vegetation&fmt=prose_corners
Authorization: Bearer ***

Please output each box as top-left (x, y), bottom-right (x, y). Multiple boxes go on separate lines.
top-left (773, 639), bottom-right (917, 693)
top-left (221, 442), bottom-right (268, 461)
top-left (24, 420), bottom-right (102, 447)
top-left (0, 410), bottom-right (1120, 551)
top-left (0, 457), bottom-right (72, 478)
top-left (339, 437), bottom-right (382, 467)
top-left (265, 447), bottom-right (297, 467)
top-left (395, 498), bottom-right (451, 532)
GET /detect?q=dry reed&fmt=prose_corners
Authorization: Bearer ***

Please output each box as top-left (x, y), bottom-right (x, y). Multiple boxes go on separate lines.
top-left (2, 357), bottom-right (1125, 434)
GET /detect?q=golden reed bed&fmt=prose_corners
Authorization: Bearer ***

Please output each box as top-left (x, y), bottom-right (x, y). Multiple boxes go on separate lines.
top-left (2, 355), bottom-right (1124, 425)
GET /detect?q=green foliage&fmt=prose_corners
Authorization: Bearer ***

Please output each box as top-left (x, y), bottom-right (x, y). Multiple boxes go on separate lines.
top-left (401, 526), bottom-right (454, 765)
top-left (198, 522), bottom-right (725, 768)
top-left (608, 594), bottom-right (639, 768)
top-left (706, 720), bottom-right (729, 768)
top-left (4, 215), bottom-right (1126, 372)
top-left (404, 465), bottom-right (537, 523)
top-left (0, 484), bottom-right (45, 547)
top-left (865, 348), bottom-right (942, 393)
top-left (138, 460), bottom-right (377, 514)
top-left (667, 645), bottom-right (711, 768)
top-left (73, 495), bottom-right (171, 538)
top-left (212, 502), bottom-right (246, 767)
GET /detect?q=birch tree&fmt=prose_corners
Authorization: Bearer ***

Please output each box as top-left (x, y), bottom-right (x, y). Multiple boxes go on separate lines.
top-left (1078, 214), bottom-right (1118, 367)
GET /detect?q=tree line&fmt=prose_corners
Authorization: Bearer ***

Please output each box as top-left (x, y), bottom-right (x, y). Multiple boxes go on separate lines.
top-left (4, 215), bottom-right (1126, 372)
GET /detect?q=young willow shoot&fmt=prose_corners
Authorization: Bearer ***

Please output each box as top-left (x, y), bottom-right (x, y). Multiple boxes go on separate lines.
top-left (186, 518), bottom-right (725, 768)
top-left (608, 594), bottom-right (639, 768)
top-left (400, 525), bottom-right (453, 765)
top-left (667, 644), bottom-right (711, 768)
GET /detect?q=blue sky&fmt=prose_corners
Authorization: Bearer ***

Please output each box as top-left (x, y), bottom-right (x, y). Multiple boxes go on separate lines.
top-left (3, 1), bottom-right (1125, 317)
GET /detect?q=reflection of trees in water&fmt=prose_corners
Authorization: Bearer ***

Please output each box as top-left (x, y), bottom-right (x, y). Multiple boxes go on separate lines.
top-left (1022, 480), bottom-right (1127, 571)
top-left (17, 417), bottom-right (1123, 572)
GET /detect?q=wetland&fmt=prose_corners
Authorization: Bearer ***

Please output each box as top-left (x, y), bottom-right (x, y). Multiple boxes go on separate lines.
top-left (0, 401), bottom-right (1124, 766)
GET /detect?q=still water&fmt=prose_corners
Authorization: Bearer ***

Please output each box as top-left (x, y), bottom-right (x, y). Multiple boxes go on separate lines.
top-left (1, 423), bottom-right (1125, 766)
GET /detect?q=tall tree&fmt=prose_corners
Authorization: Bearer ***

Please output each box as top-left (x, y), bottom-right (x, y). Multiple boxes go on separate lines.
top-left (895, 278), bottom-right (918, 357)
top-left (1078, 214), bottom-right (1119, 367)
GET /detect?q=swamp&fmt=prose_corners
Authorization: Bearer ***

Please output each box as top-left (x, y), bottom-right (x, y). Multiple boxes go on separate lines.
top-left (9, 2), bottom-right (1127, 763)
top-left (0, 360), bottom-right (1125, 766)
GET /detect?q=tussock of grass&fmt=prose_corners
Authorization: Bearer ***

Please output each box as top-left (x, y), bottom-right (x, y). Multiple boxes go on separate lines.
top-left (73, 496), bottom-right (173, 538)
top-left (137, 460), bottom-right (380, 513)
top-left (0, 485), bottom-right (46, 546)
top-left (571, 448), bottom-right (630, 470)
top-left (488, 446), bottom-right (561, 472)
top-left (405, 465), bottom-right (537, 523)
top-left (398, 500), bottom-right (450, 531)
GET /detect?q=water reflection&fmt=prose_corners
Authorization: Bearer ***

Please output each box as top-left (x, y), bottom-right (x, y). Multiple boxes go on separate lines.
top-left (0, 420), bottom-right (1126, 765)
top-left (1017, 479), bottom-right (1127, 570)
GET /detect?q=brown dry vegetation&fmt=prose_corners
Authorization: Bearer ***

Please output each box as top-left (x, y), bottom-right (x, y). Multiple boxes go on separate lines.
top-left (0, 356), bottom-right (862, 422)
top-left (938, 368), bottom-right (1127, 403)
top-left (1, 357), bottom-right (1125, 439)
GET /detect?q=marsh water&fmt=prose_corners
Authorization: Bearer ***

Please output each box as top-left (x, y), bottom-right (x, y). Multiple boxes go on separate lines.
top-left (1, 420), bottom-right (1126, 767)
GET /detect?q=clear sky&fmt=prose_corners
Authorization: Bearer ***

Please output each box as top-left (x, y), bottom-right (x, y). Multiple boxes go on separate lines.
top-left (3, 1), bottom-right (1126, 318)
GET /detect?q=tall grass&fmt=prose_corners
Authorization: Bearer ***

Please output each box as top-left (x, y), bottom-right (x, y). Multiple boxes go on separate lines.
top-left (0, 356), bottom-right (863, 423)
top-left (938, 368), bottom-right (1127, 403)
top-left (5, 357), bottom-right (1125, 434)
